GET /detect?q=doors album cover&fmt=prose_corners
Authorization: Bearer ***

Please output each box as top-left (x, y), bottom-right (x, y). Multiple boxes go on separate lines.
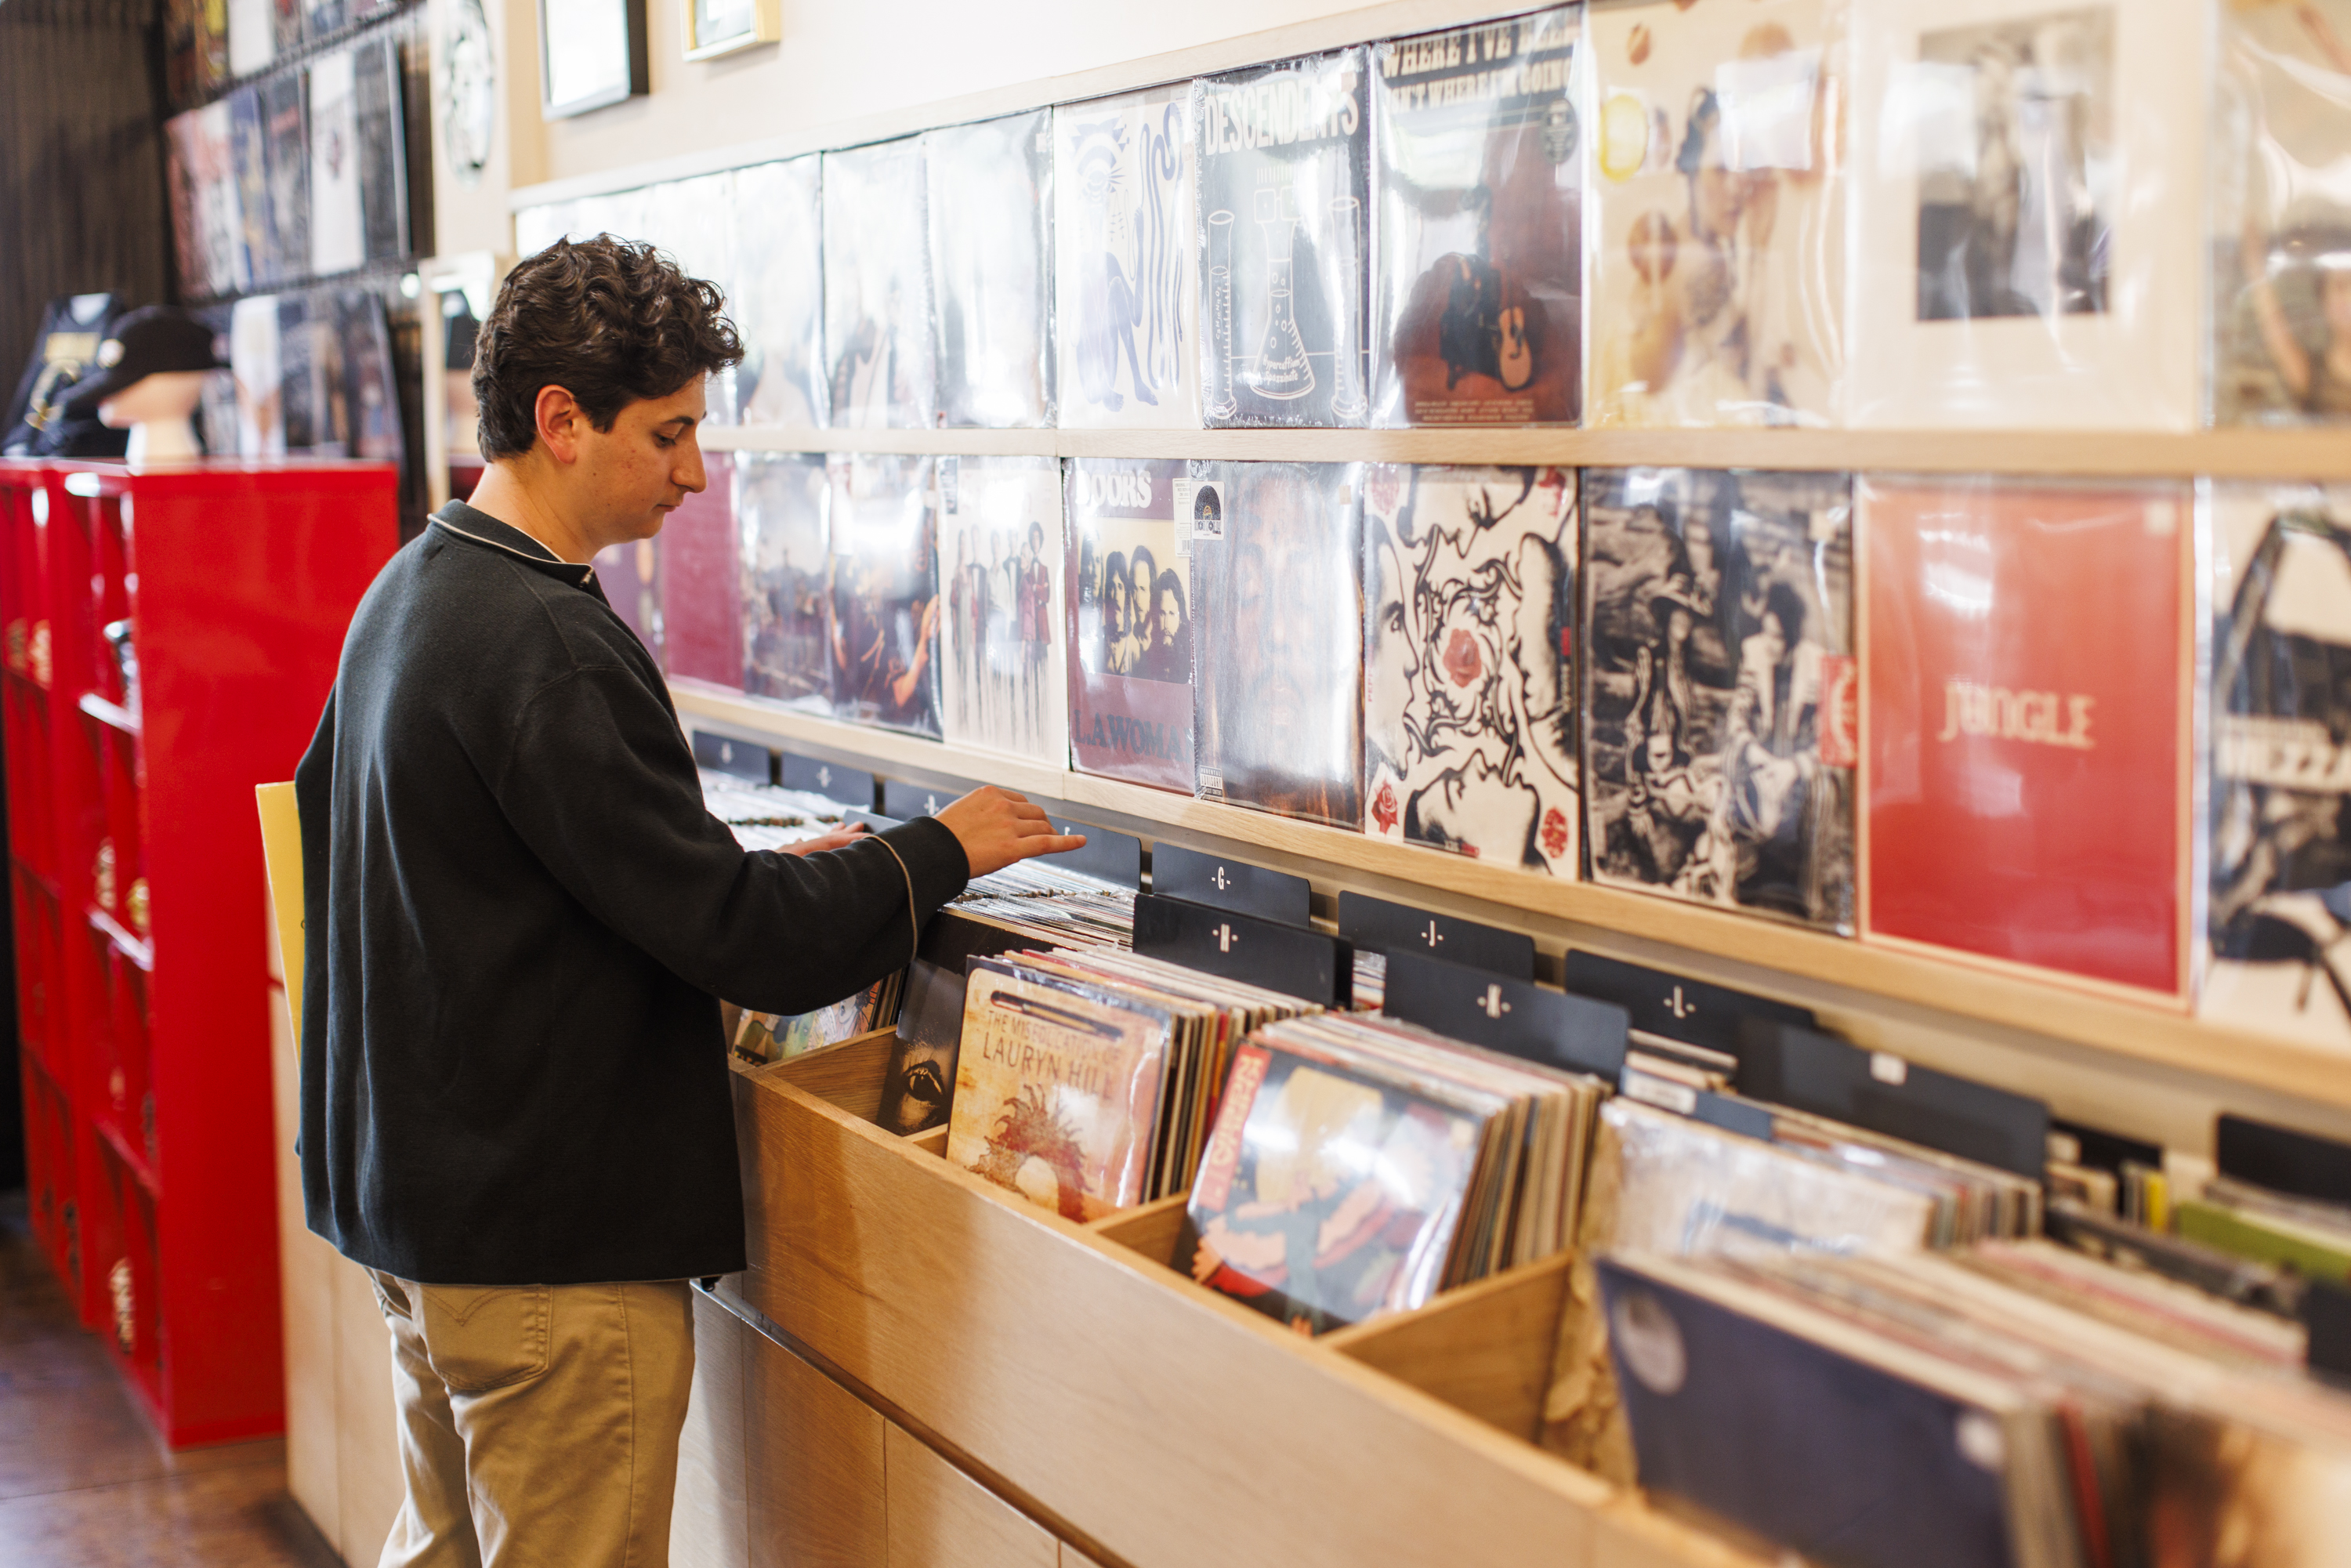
top-left (1066, 458), bottom-right (1195, 793)
top-left (1055, 83), bottom-right (1198, 429)
top-left (1364, 464), bottom-right (1580, 873)
top-left (737, 451), bottom-right (833, 715)
top-left (927, 110), bottom-right (1055, 428)
top-left (1846, 0), bottom-right (2201, 429)
top-left (822, 137), bottom-right (936, 429)
top-left (1193, 49), bottom-right (1372, 427)
top-left (1194, 462), bottom-right (1365, 827)
top-left (2213, 0), bottom-right (2351, 426)
top-left (2204, 483), bottom-right (2351, 1048)
top-left (828, 453), bottom-right (941, 737)
top-left (1583, 467), bottom-right (1856, 932)
top-left (1863, 476), bottom-right (2188, 996)
top-left (1371, 9), bottom-right (1583, 427)
top-left (936, 455), bottom-right (1067, 763)
top-left (730, 158), bottom-right (828, 428)
top-left (1584, 0), bottom-right (1844, 428)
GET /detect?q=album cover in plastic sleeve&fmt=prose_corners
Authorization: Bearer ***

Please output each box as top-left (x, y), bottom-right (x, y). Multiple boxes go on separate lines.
top-left (936, 455), bottom-right (1067, 763)
top-left (1863, 477), bottom-right (2187, 995)
top-left (260, 73), bottom-right (310, 289)
top-left (1364, 464), bottom-right (1579, 871)
top-left (1067, 458), bottom-right (1195, 791)
top-left (2204, 483), bottom-right (2351, 1046)
top-left (1847, 0), bottom-right (2200, 429)
top-left (1178, 1037), bottom-right (1484, 1334)
top-left (2215, 0), bottom-right (2351, 426)
top-left (355, 35), bottom-right (409, 265)
top-left (163, 115), bottom-right (205, 299)
top-left (194, 101), bottom-right (250, 298)
top-left (659, 473), bottom-right (742, 691)
top-left (228, 89), bottom-right (274, 289)
top-left (332, 289), bottom-right (403, 465)
top-left (1583, 467), bottom-right (1855, 932)
top-left (229, 0), bottom-right (275, 78)
top-left (730, 158), bottom-right (828, 427)
top-left (230, 297), bottom-right (284, 458)
top-left (304, 0), bottom-right (346, 39)
top-left (1194, 462), bottom-right (1365, 827)
top-left (645, 172), bottom-right (740, 415)
top-left (1585, 0), bottom-right (1844, 428)
top-left (276, 294), bottom-right (325, 452)
top-left (1192, 49), bottom-right (1372, 428)
top-left (1372, 9), bottom-right (1583, 427)
top-left (307, 47), bottom-right (366, 278)
top-left (926, 111), bottom-right (1054, 428)
top-left (1055, 83), bottom-right (1199, 429)
top-left (274, 0), bottom-right (303, 53)
top-left (828, 453), bottom-right (940, 736)
top-left (737, 451), bottom-right (832, 714)
top-left (822, 138), bottom-right (936, 429)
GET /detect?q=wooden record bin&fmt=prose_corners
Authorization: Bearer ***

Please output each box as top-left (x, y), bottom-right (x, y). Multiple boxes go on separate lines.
top-left (676, 1025), bottom-right (1764, 1568)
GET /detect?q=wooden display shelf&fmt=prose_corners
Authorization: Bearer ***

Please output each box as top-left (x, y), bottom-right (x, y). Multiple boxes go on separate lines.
top-left (671, 685), bottom-right (2351, 1121)
top-left (732, 1031), bottom-right (1762, 1568)
top-left (694, 422), bottom-right (2351, 480)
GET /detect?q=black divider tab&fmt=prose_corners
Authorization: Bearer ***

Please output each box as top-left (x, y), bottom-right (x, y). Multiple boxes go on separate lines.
top-left (781, 753), bottom-right (875, 809)
top-left (1131, 893), bottom-right (1349, 1008)
top-left (2218, 1115), bottom-right (2351, 1208)
top-left (1045, 817), bottom-right (1143, 889)
top-left (692, 730), bottom-right (771, 781)
top-left (1737, 1019), bottom-right (2049, 1180)
top-left (1150, 843), bottom-right (1310, 925)
top-left (1337, 891), bottom-right (1534, 980)
top-left (2306, 1279), bottom-right (2351, 1385)
top-left (2049, 1118), bottom-right (2164, 1176)
top-left (1562, 950), bottom-right (1813, 1064)
top-left (883, 776), bottom-right (980, 821)
top-left (1382, 951), bottom-right (1628, 1080)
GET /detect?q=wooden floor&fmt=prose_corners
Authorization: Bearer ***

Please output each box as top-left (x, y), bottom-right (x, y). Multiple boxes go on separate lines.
top-left (0, 1188), bottom-right (342, 1568)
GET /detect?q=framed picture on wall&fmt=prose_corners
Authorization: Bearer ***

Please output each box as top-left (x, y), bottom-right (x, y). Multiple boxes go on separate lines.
top-left (683, 0), bottom-right (779, 62)
top-left (538, 0), bottom-right (647, 119)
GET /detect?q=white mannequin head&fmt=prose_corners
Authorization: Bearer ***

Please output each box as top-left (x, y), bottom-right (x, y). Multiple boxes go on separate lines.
top-left (99, 371), bottom-right (208, 465)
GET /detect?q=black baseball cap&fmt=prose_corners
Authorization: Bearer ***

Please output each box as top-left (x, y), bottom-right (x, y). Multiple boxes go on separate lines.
top-left (63, 306), bottom-right (226, 415)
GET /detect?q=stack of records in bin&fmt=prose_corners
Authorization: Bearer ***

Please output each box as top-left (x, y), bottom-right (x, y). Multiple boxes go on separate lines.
top-left (695, 769), bottom-right (853, 852)
top-left (944, 950), bottom-right (1321, 1221)
top-left (2175, 1174), bottom-right (2351, 1284)
top-left (946, 855), bottom-right (1135, 951)
top-left (1596, 1242), bottom-right (2351, 1568)
top-left (1178, 1012), bottom-right (1607, 1336)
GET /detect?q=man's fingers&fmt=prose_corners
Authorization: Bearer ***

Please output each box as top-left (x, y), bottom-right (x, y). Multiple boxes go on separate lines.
top-left (1034, 832), bottom-right (1089, 856)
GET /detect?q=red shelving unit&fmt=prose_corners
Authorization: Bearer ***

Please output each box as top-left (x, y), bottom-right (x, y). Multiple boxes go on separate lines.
top-left (0, 458), bottom-right (397, 1447)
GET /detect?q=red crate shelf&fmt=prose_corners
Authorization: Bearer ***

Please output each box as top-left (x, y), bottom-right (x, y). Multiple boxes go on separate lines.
top-left (1, 458), bottom-right (397, 1445)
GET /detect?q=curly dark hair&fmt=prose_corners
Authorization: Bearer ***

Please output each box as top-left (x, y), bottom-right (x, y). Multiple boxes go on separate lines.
top-left (471, 235), bottom-right (743, 460)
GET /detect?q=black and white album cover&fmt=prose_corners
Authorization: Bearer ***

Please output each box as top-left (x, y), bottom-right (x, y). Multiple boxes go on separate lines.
top-left (822, 137), bottom-right (936, 429)
top-left (2205, 483), bottom-right (2351, 1047)
top-left (229, 89), bottom-right (275, 288)
top-left (260, 73), bottom-right (310, 288)
top-left (1372, 9), bottom-right (1582, 427)
top-left (334, 289), bottom-right (403, 465)
top-left (737, 451), bottom-right (833, 715)
top-left (1054, 83), bottom-right (1197, 429)
top-left (194, 101), bottom-right (249, 298)
top-left (1192, 49), bottom-right (1372, 428)
top-left (353, 34), bottom-right (411, 264)
top-left (1364, 465), bottom-right (1580, 872)
top-left (828, 454), bottom-right (941, 737)
top-left (936, 456), bottom-right (1067, 762)
top-left (926, 111), bottom-right (1055, 428)
top-left (1583, 467), bottom-right (1855, 931)
top-left (1194, 462), bottom-right (1365, 827)
top-left (307, 46), bottom-right (366, 277)
top-left (730, 158), bottom-right (828, 427)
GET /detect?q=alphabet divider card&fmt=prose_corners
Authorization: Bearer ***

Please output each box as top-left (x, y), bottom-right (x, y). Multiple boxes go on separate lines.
top-left (1860, 476), bottom-right (2191, 998)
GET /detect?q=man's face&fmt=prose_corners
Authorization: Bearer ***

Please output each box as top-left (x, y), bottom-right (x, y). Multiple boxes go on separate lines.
top-left (1156, 586), bottom-right (1183, 648)
top-left (1131, 558), bottom-right (1153, 615)
top-left (571, 378), bottom-right (708, 551)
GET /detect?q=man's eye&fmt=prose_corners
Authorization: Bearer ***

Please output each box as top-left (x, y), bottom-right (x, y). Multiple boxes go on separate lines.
top-left (655, 435), bottom-right (676, 449)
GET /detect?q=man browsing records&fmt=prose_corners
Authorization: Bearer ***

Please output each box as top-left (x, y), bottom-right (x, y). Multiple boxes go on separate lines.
top-left (293, 236), bottom-right (1081, 1568)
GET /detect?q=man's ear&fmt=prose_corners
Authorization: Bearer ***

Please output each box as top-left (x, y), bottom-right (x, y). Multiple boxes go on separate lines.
top-left (534, 384), bottom-right (585, 464)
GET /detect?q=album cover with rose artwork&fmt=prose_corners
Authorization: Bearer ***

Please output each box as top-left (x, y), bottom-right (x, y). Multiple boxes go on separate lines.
top-left (1194, 462), bottom-right (1365, 828)
top-left (1192, 49), bottom-right (1372, 427)
top-left (1584, 0), bottom-right (1845, 428)
top-left (1372, 9), bottom-right (1583, 426)
top-left (1582, 467), bottom-right (1855, 932)
top-left (1067, 458), bottom-right (1196, 792)
top-left (1364, 465), bottom-right (1580, 874)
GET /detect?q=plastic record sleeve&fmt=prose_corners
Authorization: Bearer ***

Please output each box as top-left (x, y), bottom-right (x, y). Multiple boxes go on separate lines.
top-left (933, 454), bottom-right (1068, 765)
top-left (1054, 82), bottom-right (1201, 429)
top-left (926, 111), bottom-right (1056, 429)
top-left (822, 137), bottom-right (937, 429)
top-left (730, 158), bottom-right (828, 428)
top-left (1065, 457), bottom-right (1197, 794)
top-left (735, 451), bottom-right (835, 716)
top-left (826, 453), bottom-right (943, 738)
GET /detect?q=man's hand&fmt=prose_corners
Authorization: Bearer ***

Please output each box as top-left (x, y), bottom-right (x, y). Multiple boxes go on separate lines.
top-left (781, 824), bottom-right (871, 856)
top-left (932, 786), bottom-right (1086, 878)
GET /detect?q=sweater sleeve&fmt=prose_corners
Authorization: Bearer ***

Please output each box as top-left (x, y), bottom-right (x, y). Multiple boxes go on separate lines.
top-left (490, 661), bottom-right (969, 1014)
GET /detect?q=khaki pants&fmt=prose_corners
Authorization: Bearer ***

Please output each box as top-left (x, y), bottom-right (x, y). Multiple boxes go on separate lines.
top-left (369, 1272), bottom-right (695, 1568)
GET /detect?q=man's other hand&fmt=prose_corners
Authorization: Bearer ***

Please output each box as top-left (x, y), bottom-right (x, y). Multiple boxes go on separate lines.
top-left (933, 786), bottom-right (1086, 878)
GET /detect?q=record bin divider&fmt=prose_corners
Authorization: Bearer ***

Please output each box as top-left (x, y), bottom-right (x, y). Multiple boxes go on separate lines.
top-left (749, 1031), bottom-right (1714, 1568)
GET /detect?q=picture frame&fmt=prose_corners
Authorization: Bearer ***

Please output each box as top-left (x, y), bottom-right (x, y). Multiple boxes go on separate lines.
top-left (538, 0), bottom-right (647, 120)
top-left (683, 0), bottom-right (780, 62)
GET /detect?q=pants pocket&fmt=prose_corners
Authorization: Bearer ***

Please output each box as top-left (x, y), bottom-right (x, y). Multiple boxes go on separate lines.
top-left (417, 1283), bottom-right (552, 1394)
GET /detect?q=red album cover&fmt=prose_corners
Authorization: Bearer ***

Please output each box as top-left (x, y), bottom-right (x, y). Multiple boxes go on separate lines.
top-left (1863, 478), bottom-right (2189, 995)
top-left (657, 461), bottom-right (743, 691)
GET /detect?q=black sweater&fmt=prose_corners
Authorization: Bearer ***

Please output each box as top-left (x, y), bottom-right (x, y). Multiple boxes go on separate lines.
top-left (295, 502), bottom-right (969, 1284)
